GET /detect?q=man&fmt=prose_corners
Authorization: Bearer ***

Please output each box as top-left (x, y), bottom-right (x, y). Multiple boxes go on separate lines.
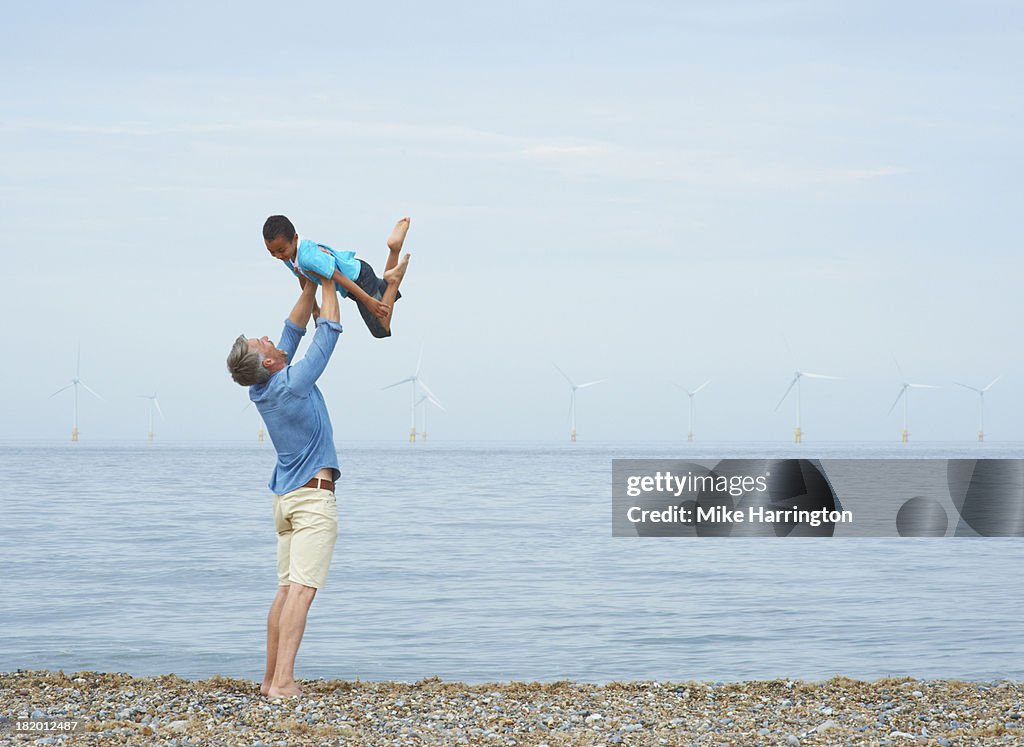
top-left (226, 274), bottom-right (341, 699)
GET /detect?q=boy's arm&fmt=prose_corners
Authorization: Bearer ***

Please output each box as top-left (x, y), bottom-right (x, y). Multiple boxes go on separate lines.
top-left (299, 243), bottom-right (387, 319)
top-left (331, 268), bottom-right (390, 320)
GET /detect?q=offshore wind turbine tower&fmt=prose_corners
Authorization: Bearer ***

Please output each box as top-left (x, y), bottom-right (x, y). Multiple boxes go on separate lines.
top-left (383, 348), bottom-right (441, 443)
top-left (889, 359), bottom-right (938, 443)
top-left (955, 376), bottom-right (1001, 442)
top-left (49, 346), bottom-right (103, 442)
top-left (775, 370), bottom-right (839, 443)
top-left (555, 365), bottom-right (604, 442)
top-left (677, 380), bottom-right (710, 442)
top-left (139, 393), bottom-right (164, 442)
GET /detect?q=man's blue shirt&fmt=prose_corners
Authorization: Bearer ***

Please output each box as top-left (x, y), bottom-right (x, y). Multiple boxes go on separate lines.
top-left (249, 317), bottom-right (343, 494)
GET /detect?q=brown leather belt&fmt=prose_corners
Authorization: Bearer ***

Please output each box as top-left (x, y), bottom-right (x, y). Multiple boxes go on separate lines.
top-left (302, 477), bottom-right (335, 493)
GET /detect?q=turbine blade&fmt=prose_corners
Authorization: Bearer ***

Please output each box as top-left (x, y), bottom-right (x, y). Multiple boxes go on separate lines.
top-left (893, 355), bottom-right (905, 381)
top-left (954, 381), bottom-right (981, 393)
top-left (79, 381), bottom-right (104, 401)
top-left (801, 372), bottom-right (841, 380)
top-left (154, 399), bottom-right (164, 419)
top-left (426, 395), bottom-right (446, 412)
top-left (49, 383), bottom-right (74, 398)
top-left (908, 383), bottom-right (939, 389)
top-left (554, 364), bottom-right (575, 387)
top-left (888, 386), bottom-right (906, 415)
top-left (382, 377), bottom-right (414, 390)
top-left (576, 379), bottom-right (604, 389)
top-left (418, 379), bottom-right (442, 405)
top-left (774, 375), bottom-right (799, 411)
top-left (692, 379), bottom-right (711, 394)
top-left (983, 375), bottom-right (1002, 392)
top-left (782, 334), bottom-right (795, 365)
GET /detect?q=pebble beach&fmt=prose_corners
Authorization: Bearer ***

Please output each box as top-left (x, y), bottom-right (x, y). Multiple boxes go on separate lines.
top-left (2, 671), bottom-right (1022, 746)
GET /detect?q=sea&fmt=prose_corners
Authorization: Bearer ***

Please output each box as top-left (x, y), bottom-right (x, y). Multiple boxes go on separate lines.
top-left (3, 440), bottom-right (1023, 684)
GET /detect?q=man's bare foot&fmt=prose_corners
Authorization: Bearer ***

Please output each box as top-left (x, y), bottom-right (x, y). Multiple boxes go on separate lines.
top-left (383, 253), bottom-right (410, 287)
top-left (267, 682), bottom-right (304, 699)
top-left (260, 680), bottom-right (272, 696)
top-left (387, 217), bottom-right (411, 253)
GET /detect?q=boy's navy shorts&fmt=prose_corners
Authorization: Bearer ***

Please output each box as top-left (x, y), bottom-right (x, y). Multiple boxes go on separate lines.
top-left (354, 259), bottom-right (401, 339)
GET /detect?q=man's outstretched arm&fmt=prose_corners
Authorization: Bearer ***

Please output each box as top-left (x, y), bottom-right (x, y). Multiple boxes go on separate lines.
top-left (288, 279), bottom-right (320, 329)
top-left (286, 275), bottom-right (342, 394)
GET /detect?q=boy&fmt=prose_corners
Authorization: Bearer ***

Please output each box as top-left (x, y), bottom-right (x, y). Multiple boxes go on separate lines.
top-left (264, 214), bottom-right (411, 338)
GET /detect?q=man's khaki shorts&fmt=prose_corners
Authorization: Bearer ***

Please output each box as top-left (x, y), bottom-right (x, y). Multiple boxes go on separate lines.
top-left (273, 487), bottom-right (338, 589)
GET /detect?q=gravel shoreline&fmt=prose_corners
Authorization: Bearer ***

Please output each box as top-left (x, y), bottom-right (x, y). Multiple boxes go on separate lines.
top-left (2, 670), bottom-right (1021, 746)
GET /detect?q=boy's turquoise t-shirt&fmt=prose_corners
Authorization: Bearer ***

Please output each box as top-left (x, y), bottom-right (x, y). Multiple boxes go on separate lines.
top-left (288, 239), bottom-right (361, 298)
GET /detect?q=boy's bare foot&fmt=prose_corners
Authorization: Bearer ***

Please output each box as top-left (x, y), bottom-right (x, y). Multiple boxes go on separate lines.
top-left (267, 682), bottom-right (304, 699)
top-left (383, 253), bottom-right (410, 287)
top-left (387, 217), bottom-right (411, 253)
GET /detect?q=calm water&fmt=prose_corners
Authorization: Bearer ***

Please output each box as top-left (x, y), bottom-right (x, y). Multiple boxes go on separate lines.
top-left (3, 440), bottom-right (1023, 683)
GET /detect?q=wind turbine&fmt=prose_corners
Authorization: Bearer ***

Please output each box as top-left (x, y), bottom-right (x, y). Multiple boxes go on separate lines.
top-left (555, 365), bottom-right (604, 442)
top-left (775, 369), bottom-right (840, 443)
top-left (676, 380), bottom-right (711, 442)
top-left (139, 393), bottom-right (164, 442)
top-left (415, 392), bottom-right (445, 442)
top-left (383, 347), bottom-right (440, 442)
top-left (241, 401), bottom-right (266, 442)
top-left (49, 346), bottom-right (103, 442)
top-left (888, 359), bottom-right (938, 443)
top-left (954, 375), bottom-right (1001, 442)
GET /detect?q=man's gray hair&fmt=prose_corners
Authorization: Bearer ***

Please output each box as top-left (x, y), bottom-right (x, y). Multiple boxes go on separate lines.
top-left (227, 334), bottom-right (271, 387)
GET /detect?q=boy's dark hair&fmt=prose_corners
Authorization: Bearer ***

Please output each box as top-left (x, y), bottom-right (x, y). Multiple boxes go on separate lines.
top-left (263, 215), bottom-right (296, 241)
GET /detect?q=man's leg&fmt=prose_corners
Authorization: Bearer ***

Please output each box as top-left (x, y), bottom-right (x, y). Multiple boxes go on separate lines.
top-left (267, 582), bottom-right (318, 698)
top-left (261, 585), bottom-right (290, 696)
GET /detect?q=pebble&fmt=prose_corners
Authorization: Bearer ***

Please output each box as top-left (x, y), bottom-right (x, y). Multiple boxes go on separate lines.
top-left (1, 670), bottom-right (1019, 746)
top-left (813, 719), bottom-right (838, 732)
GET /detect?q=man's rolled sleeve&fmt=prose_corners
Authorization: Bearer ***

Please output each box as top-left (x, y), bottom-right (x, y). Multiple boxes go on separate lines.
top-left (286, 318), bottom-right (342, 395)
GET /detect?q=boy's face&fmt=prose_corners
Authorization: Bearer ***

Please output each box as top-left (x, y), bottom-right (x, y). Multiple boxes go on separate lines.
top-left (265, 233), bottom-right (298, 262)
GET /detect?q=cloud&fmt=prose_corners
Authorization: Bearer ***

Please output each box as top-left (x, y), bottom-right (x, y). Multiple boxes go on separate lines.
top-left (520, 143), bottom-right (613, 159)
top-left (0, 117), bottom-right (907, 190)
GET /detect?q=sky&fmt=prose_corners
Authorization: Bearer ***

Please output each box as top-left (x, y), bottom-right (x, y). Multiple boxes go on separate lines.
top-left (2, 0), bottom-right (1022, 443)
